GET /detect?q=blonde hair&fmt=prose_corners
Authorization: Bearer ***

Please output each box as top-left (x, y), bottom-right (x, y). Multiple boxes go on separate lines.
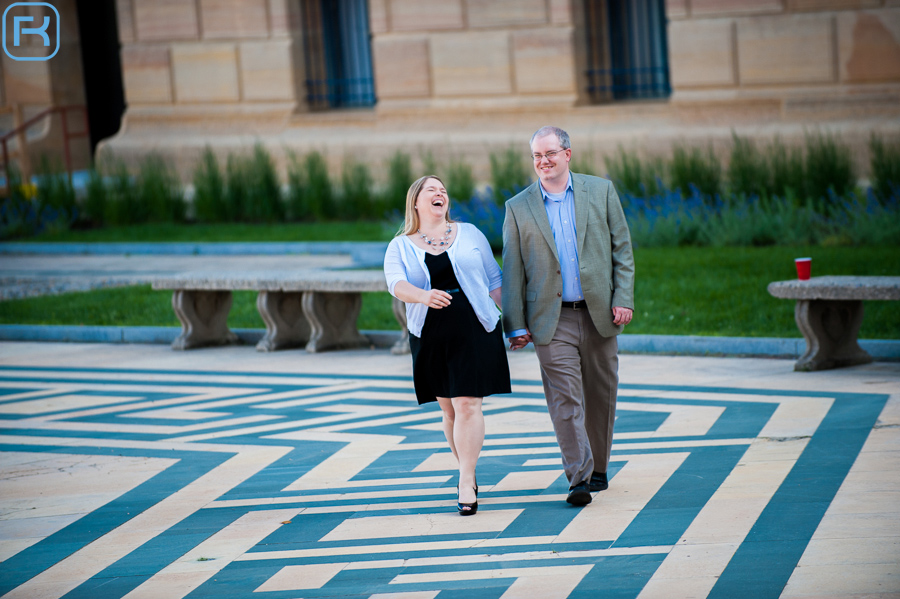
top-left (397, 175), bottom-right (453, 236)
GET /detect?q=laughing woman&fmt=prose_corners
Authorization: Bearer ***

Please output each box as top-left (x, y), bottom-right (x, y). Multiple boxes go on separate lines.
top-left (384, 175), bottom-right (511, 516)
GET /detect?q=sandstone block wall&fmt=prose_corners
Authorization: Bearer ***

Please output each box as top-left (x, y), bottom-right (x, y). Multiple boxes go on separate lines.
top-left (4, 0), bottom-right (895, 184)
top-left (667, 0), bottom-right (900, 97)
top-left (116, 0), bottom-right (303, 109)
top-left (369, 0), bottom-right (577, 109)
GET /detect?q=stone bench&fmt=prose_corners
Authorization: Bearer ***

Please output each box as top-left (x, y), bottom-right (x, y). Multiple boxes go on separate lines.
top-left (152, 270), bottom-right (409, 354)
top-left (767, 276), bottom-right (900, 371)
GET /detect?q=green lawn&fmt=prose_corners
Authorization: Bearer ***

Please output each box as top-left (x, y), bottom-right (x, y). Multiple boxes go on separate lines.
top-left (2, 245), bottom-right (898, 339)
top-left (628, 245), bottom-right (900, 338)
top-left (27, 221), bottom-right (397, 243)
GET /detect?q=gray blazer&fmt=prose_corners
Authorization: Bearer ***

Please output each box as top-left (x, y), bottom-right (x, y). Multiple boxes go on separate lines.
top-left (501, 173), bottom-right (635, 346)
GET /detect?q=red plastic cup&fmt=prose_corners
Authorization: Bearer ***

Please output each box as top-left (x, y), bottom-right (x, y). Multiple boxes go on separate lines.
top-left (795, 257), bottom-right (811, 280)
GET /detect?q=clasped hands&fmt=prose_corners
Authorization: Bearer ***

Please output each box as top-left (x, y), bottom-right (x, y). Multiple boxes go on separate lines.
top-left (508, 306), bottom-right (634, 350)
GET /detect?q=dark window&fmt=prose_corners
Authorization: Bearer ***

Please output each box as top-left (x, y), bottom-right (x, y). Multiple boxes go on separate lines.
top-left (301, 0), bottom-right (376, 109)
top-left (584, 0), bottom-right (670, 102)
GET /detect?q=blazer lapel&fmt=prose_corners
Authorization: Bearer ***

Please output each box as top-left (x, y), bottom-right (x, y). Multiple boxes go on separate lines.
top-left (525, 182), bottom-right (559, 263)
top-left (574, 174), bottom-right (589, 258)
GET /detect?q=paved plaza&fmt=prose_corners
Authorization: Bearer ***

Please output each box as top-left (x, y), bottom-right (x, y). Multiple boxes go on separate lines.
top-left (0, 341), bottom-right (897, 599)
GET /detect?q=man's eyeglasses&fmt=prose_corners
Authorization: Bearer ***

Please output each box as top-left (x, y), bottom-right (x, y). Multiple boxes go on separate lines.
top-left (531, 149), bottom-right (567, 161)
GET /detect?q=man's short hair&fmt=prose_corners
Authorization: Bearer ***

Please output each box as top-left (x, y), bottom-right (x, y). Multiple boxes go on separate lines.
top-left (530, 126), bottom-right (571, 150)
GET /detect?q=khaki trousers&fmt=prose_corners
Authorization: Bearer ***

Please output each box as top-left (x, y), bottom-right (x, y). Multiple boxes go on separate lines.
top-left (534, 306), bottom-right (619, 487)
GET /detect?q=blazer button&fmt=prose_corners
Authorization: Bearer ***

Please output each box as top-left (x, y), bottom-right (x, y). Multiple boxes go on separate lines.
top-left (557, 292), bottom-right (562, 297)
top-left (557, 270), bottom-right (561, 274)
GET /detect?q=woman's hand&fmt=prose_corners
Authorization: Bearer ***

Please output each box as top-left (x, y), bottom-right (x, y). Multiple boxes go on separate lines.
top-left (421, 289), bottom-right (452, 309)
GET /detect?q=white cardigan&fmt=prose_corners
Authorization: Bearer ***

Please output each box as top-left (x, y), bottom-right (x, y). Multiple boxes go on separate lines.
top-left (384, 222), bottom-right (502, 338)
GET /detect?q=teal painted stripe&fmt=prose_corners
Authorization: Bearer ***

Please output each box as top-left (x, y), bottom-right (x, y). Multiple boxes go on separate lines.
top-left (4, 365), bottom-right (888, 399)
top-left (0, 445), bottom-right (231, 597)
top-left (709, 391), bottom-right (889, 598)
top-left (0, 363), bottom-right (413, 382)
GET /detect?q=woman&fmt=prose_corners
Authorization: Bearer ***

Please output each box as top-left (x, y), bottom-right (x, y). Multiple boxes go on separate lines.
top-left (384, 175), bottom-right (511, 516)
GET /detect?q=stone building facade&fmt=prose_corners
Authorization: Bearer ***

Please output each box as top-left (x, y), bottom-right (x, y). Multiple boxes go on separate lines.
top-left (2, 0), bottom-right (899, 183)
top-left (0, 0), bottom-right (90, 179)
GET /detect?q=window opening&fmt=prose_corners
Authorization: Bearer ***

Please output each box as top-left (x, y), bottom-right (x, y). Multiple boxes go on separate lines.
top-left (584, 0), bottom-right (670, 102)
top-left (301, 0), bottom-right (376, 109)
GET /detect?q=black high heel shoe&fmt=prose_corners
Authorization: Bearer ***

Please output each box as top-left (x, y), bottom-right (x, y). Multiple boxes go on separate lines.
top-left (457, 485), bottom-right (478, 516)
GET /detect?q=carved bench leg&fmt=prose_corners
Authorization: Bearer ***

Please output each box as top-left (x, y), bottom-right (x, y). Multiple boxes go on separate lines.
top-left (301, 291), bottom-right (369, 353)
top-left (171, 290), bottom-right (239, 350)
top-left (390, 296), bottom-right (410, 355)
top-left (794, 299), bottom-right (872, 371)
top-left (256, 291), bottom-right (310, 352)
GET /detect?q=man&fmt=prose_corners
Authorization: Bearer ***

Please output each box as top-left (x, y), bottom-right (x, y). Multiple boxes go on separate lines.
top-left (502, 126), bottom-right (635, 506)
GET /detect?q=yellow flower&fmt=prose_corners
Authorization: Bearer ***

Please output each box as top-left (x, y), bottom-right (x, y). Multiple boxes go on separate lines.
top-left (19, 183), bottom-right (37, 199)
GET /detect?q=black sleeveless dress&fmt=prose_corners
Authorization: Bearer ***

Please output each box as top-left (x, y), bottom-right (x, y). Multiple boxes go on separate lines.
top-left (409, 251), bottom-right (511, 405)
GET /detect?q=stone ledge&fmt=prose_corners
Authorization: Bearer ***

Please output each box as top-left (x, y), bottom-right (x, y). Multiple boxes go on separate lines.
top-left (151, 270), bottom-right (387, 293)
top-left (767, 276), bottom-right (900, 301)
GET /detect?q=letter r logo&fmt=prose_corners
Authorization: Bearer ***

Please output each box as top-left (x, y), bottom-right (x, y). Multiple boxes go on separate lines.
top-left (14, 16), bottom-right (51, 47)
top-left (3, 2), bottom-right (59, 61)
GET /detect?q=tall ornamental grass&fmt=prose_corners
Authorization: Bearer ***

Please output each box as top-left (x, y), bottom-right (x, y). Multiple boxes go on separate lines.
top-left (193, 147), bottom-right (227, 222)
top-left (340, 157), bottom-right (375, 219)
top-left (767, 137), bottom-right (806, 201)
top-left (624, 187), bottom-right (900, 248)
top-left (382, 151), bottom-right (413, 215)
top-left (82, 155), bottom-right (184, 226)
top-left (669, 144), bottom-right (722, 201)
top-left (804, 131), bottom-right (855, 205)
top-left (221, 145), bottom-right (284, 222)
top-left (605, 147), bottom-right (663, 197)
top-left (83, 167), bottom-right (108, 225)
top-left (569, 149), bottom-right (598, 177)
top-left (34, 156), bottom-right (77, 218)
top-left (727, 133), bottom-right (769, 199)
top-left (445, 157), bottom-right (475, 203)
top-left (6, 130), bottom-right (900, 247)
top-left (137, 154), bottom-right (185, 223)
top-left (870, 134), bottom-right (900, 204)
top-left (489, 146), bottom-right (531, 204)
top-left (103, 161), bottom-right (139, 226)
top-left (287, 150), bottom-right (336, 221)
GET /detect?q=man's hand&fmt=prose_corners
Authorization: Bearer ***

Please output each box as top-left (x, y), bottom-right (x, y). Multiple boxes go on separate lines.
top-left (509, 332), bottom-right (533, 351)
top-left (612, 307), bottom-right (633, 326)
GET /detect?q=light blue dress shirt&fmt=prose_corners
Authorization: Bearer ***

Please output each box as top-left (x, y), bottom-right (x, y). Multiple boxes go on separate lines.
top-left (542, 175), bottom-right (584, 302)
top-left (507, 174), bottom-right (583, 339)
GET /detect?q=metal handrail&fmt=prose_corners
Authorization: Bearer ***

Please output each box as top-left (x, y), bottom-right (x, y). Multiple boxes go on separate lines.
top-left (0, 104), bottom-right (89, 192)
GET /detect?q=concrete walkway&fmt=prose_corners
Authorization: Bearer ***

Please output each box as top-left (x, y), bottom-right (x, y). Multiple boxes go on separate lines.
top-left (0, 341), bottom-right (897, 598)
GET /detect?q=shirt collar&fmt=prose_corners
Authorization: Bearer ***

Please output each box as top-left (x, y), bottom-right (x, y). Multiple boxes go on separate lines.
top-left (539, 174), bottom-right (573, 203)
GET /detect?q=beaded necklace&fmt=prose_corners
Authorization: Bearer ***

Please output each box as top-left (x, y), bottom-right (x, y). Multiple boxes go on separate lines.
top-left (417, 222), bottom-right (453, 251)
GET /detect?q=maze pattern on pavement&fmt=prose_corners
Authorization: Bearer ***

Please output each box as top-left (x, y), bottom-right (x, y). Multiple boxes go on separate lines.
top-left (0, 365), bottom-right (888, 599)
